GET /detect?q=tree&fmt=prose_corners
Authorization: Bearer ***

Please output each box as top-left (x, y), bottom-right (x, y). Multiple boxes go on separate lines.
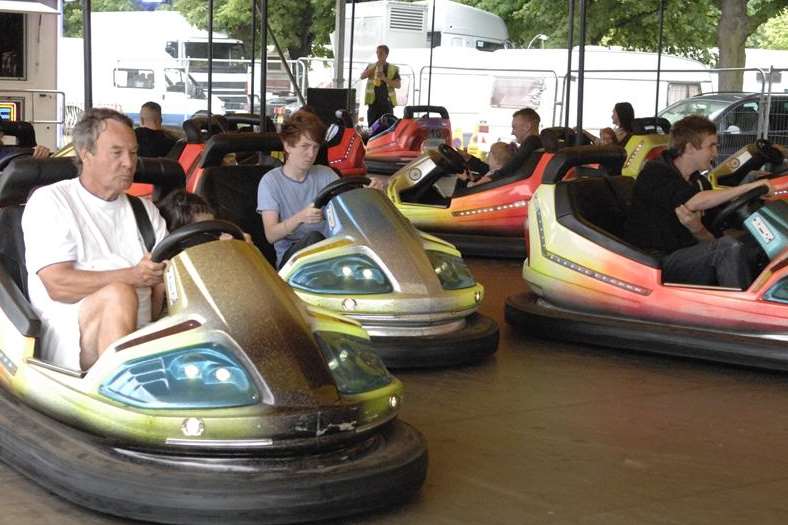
top-left (459, 0), bottom-right (788, 90)
top-left (63, 0), bottom-right (139, 37)
top-left (714, 0), bottom-right (786, 90)
top-left (172, 0), bottom-right (335, 59)
top-left (748, 7), bottom-right (788, 48)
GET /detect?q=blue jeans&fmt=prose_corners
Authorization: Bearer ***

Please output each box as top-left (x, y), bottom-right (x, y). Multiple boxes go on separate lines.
top-left (661, 236), bottom-right (753, 289)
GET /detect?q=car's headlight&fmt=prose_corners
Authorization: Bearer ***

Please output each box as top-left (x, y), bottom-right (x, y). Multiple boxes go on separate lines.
top-left (289, 254), bottom-right (392, 294)
top-left (316, 331), bottom-right (393, 395)
top-left (100, 344), bottom-right (259, 409)
top-left (426, 250), bottom-right (476, 290)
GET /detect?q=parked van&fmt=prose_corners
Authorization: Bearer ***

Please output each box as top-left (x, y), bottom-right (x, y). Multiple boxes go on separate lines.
top-left (659, 92), bottom-right (788, 161)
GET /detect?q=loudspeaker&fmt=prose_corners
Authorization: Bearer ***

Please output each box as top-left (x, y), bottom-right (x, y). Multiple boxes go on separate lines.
top-left (306, 88), bottom-right (356, 126)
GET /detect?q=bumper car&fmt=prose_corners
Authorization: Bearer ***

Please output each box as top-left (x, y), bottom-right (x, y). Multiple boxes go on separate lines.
top-left (505, 145), bottom-right (788, 371)
top-left (620, 117), bottom-right (671, 177)
top-left (278, 176), bottom-right (499, 368)
top-left (0, 160), bottom-right (427, 524)
top-left (324, 109), bottom-right (367, 177)
top-left (709, 139), bottom-right (788, 197)
top-left (365, 105), bottom-right (452, 175)
top-left (386, 128), bottom-right (619, 259)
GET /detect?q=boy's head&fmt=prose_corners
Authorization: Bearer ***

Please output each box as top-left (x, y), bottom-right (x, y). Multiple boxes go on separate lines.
top-left (670, 115), bottom-right (718, 172)
top-left (487, 142), bottom-right (513, 171)
top-left (599, 127), bottom-right (617, 145)
top-left (158, 190), bottom-right (215, 232)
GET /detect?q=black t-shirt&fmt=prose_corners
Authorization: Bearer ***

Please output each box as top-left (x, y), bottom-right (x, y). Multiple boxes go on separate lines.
top-left (489, 134), bottom-right (543, 181)
top-left (135, 127), bottom-right (176, 158)
top-left (623, 150), bottom-right (712, 254)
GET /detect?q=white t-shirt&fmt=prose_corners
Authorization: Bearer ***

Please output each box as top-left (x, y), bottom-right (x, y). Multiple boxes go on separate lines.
top-left (21, 178), bottom-right (168, 370)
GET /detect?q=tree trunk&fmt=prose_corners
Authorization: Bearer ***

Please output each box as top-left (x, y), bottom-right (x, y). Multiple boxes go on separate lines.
top-left (716, 0), bottom-right (748, 91)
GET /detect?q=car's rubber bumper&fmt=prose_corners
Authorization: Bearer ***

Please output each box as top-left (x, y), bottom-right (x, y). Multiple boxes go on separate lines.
top-left (370, 313), bottom-right (499, 368)
top-left (0, 387), bottom-right (428, 525)
top-left (428, 232), bottom-right (526, 259)
top-left (505, 291), bottom-right (788, 371)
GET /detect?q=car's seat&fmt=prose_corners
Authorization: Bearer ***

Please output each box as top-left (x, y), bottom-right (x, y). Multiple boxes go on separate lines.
top-left (194, 163), bottom-right (279, 265)
top-left (554, 175), bottom-right (660, 268)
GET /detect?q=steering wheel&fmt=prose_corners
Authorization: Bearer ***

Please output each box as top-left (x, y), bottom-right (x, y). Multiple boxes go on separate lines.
top-left (0, 149), bottom-right (35, 172)
top-left (435, 144), bottom-right (467, 173)
top-left (151, 220), bottom-right (245, 263)
top-left (313, 176), bottom-right (370, 209)
top-left (710, 185), bottom-right (769, 233)
top-left (756, 138), bottom-right (784, 165)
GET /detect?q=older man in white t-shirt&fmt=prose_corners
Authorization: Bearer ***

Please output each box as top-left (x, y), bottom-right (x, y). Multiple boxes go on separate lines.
top-left (21, 108), bottom-right (168, 371)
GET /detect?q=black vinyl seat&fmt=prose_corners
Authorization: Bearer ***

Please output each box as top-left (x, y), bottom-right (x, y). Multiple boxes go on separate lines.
top-left (194, 164), bottom-right (279, 265)
top-left (554, 176), bottom-right (661, 268)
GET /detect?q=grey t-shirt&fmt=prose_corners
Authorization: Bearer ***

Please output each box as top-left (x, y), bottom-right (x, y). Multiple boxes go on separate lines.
top-left (257, 164), bottom-right (339, 264)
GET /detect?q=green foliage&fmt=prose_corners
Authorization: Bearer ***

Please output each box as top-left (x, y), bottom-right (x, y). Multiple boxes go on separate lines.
top-left (172, 0), bottom-right (334, 59)
top-left (63, 0), bottom-right (139, 37)
top-left (458, 0), bottom-right (786, 66)
top-left (748, 7), bottom-right (788, 48)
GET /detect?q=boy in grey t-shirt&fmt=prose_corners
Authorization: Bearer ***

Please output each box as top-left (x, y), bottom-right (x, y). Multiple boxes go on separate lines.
top-left (257, 164), bottom-right (337, 266)
top-left (256, 110), bottom-right (340, 268)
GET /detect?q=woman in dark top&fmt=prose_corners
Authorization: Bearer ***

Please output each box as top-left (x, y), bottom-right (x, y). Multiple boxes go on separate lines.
top-left (612, 102), bottom-right (635, 144)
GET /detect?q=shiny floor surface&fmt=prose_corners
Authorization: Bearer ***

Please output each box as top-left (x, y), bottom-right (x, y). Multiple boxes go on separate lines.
top-left (4, 258), bottom-right (788, 525)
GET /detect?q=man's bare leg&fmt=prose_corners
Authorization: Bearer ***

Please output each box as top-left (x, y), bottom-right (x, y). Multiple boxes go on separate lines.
top-left (79, 282), bottom-right (138, 370)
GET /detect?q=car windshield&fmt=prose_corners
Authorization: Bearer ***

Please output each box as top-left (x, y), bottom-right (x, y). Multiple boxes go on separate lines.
top-left (659, 98), bottom-right (732, 124)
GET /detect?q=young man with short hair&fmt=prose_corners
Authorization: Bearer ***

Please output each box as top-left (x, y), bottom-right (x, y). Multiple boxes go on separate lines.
top-left (624, 115), bottom-right (772, 288)
top-left (135, 101), bottom-right (176, 157)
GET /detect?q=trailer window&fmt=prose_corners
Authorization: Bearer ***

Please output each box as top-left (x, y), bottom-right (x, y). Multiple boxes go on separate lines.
top-left (114, 68), bottom-right (155, 89)
top-left (0, 13), bottom-right (25, 80)
top-left (490, 77), bottom-right (546, 109)
top-left (667, 83), bottom-right (701, 105)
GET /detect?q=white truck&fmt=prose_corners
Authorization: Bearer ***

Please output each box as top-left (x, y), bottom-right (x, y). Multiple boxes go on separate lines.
top-left (335, 0), bottom-right (510, 58)
top-left (59, 10), bottom-right (253, 128)
top-left (59, 37), bottom-right (226, 130)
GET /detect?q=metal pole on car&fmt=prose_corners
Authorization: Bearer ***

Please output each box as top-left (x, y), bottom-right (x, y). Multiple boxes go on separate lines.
top-left (654, 0), bottom-right (665, 118)
top-left (249, 0), bottom-right (257, 114)
top-left (208, 0), bottom-right (214, 117)
top-left (346, 0), bottom-right (357, 116)
top-left (575, 0), bottom-right (586, 144)
top-left (260, 0), bottom-right (267, 130)
top-left (82, 0), bottom-right (92, 110)
top-left (427, 0), bottom-right (437, 108)
top-left (563, 0), bottom-right (574, 129)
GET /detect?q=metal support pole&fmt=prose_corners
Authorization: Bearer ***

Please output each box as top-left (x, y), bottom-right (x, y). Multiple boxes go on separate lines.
top-left (259, 0), bottom-right (267, 128)
top-left (249, 0), bottom-right (257, 113)
top-left (346, 0), bottom-right (356, 115)
top-left (265, 19), bottom-right (305, 105)
top-left (334, 0), bottom-right (346, 88)
top-left (563, 0), bottom-right (574, 128)
top-left (207, 0), bottom-right (214, 116)
top-left (575, 0), bottom-right (586, 144)
top-left (82, 0), bottom-right (92, 109)
top-left (427, 0), bottom-right (437, 108)
top-left (654, 0), bottom-right (665, 118)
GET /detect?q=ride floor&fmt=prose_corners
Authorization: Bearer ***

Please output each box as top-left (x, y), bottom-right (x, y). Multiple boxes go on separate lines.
top-left (4, 258), bottom-right (788, 525)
